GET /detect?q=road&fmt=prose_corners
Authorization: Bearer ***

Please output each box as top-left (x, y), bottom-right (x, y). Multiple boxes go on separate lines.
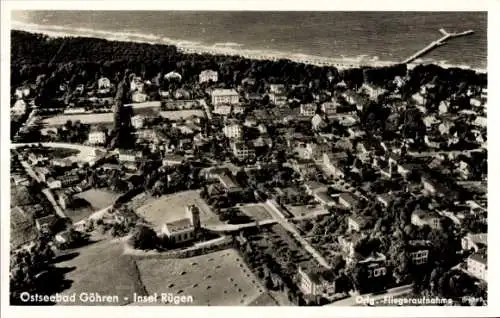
top-left (326, 284), bottom-right (414, 306)
top-left (265, 200), bottom-right (332, 269)
top-left (199, 98), bottom-right (212, 120)
top-left (17, 156), bottom-right (68, 219)
top-left (204, 219), bottom-right (278, 232)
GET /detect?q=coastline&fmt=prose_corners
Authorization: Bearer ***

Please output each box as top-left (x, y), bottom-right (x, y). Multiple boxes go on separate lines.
top-left (11, 20), bottom-right (486, 74)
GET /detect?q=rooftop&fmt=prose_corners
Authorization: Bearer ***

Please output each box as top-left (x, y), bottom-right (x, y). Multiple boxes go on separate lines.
top-left (212, 88), bottom-right (239, 96)
top-left (164, 218), bottom-right (193, 233)
top-left (469, 253), bottom-right (487, 265)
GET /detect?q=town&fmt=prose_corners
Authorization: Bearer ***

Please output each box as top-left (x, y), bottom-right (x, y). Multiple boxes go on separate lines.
top-left (10, 30), bottom-right (487, 306)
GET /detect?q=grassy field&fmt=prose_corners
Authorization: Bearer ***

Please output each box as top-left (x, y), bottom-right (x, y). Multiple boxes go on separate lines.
top-left (239, 204), bottom-right (273, 221)
top-left (42, 113), bottom-right (114, 126)
top-left (55, 239), bottom-right (147, 306)
top-left (159, 110), bottom-right (205, 120)
top-left (75, 189), bottom-right (122, 211)
top-left (135, 190), bottom-right (222, 229)
top-left (42, 110), bottom-right (205, 127)
top-left (136, 249), bottom-right (265, 306)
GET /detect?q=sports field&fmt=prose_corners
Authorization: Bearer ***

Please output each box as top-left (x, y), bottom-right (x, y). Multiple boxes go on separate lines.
top-left (136, 249), bottom-right (265, 306)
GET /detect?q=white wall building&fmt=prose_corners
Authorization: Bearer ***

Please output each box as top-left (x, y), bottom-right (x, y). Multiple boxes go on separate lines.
top-left (131, 115), bottom-right (145, 129)
top-left (223, 124), bottom-right (242, 139)
top-left (88, 131), bottom-right (106, 145)
top-left (300, 103), bottom-right (317, 116)
top-left (211, 89), bottom-right (240, 106)
top-left (199, 70), bottom-right (218, 83)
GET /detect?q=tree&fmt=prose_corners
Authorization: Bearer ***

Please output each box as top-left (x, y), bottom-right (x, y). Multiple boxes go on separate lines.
top-left (129, 225), bottom-right (158, 250)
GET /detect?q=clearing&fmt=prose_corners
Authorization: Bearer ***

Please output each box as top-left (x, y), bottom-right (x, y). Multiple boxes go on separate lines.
top-left (159, 110), bottom-right (205, 120)
top-left (239, 203), bottom-right (273, 221)
top-left (135, 190), bottom-right (222, 229)
top-left (136, 248), bottom-right (265, 306)
top-left (42, 113), bottom-right (114, 126)
top-left (55, 239), bottom-right (146, 306)
top-left (75, 189), bottom-right (122, 211)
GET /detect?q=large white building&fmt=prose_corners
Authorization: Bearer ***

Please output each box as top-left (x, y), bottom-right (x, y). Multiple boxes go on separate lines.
top-left (131, 115), bottom-right (145, 129)
top-left (11, 100), bottom-right (27, 116)
top-left (231, 141), bottom-right (254, 161)
top-left (199, 70), bottom-right (218, 84)
top-left (300, 103), bottom-right (317, 116)
top-left (467, 253), bottom-right (487, 281)
top-left (223, 123), bottom-right (242, 139)
top-left (211, 89), bottom-right (240, 106)
top-left (15, 86), bottom-right (31, 99)
top-left (88, 131), bottom-right (106, 145)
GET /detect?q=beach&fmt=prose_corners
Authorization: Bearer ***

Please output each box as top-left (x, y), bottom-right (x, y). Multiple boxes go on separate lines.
top-left (10, 11), bottom-right (487, 73)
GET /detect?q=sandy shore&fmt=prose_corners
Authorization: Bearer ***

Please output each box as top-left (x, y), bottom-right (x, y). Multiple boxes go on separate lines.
top-left (11, 21), bottom-right (486, 73)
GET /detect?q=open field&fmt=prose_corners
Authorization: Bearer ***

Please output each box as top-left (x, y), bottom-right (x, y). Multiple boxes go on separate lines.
top-left (75, 189), bottom-right (122, 211)
top-left (136, 190), bottom-right (222, 229)
top-left (55, 239), bottom-right (146, 306)
top-left (136, 249), bottom-right (265, 306)
top-left (159, 110), bottom-right (205, 120)
top-left (239, 204), bottom-right (273, 221)
top-left (42, 113), bottom-right (114, 126)
top-left (286, 205), bottom-right (314, 218)
top-left (42, 109), bottom-right (205, 127)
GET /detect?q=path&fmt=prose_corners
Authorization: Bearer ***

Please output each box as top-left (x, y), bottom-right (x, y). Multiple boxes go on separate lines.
top-left (16, 156), bottom-right (67, 219)
top-left (204, 219), bottom-right (278, 232)
top-left (265, 200), bottom-right (332, 269)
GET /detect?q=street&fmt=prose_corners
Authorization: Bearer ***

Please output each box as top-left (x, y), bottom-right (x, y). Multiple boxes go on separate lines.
top-left (265, 200), bottom-right (332, 269)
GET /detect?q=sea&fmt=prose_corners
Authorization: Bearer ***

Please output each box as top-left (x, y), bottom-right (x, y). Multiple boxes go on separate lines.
top-left (11, 11), bottom-right (487, 71)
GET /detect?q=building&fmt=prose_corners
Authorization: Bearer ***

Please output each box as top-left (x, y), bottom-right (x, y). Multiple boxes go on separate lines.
top-left (47, 178), bottom-right (62, 189)
top-left (217, 172), bottom-right (243, 193)
top-left (165, 71), bottom-right (182, 81)
top-left (131, 115), bottom-right (145, 129)
top-left (466, 253), bottom-right (487, 281)
top-left (118, 150), bottom-right (138, 162)
top-left (339, 193), bottom-right (358, 210)
top-left (347, 215), bottom-right (365, 232)
top-left (199, 70), bottom-right (218, 83)
top-left (268, 93), bottom-right (287, 106)
top-left (321, 101), bottom-right (338, 117)
top-left (131, 92), bottom-right (148, 103)
top-left (161, 205), bottom-right (201, 245)
top-left (376, 193), bottom-right (394, 208)
top-left (11, 100), bottom-right (27, 116)
top-left (361, 83), bottom-right (387, 100)
top-left (35, 215), bottom-right (58, 234)
top-left (461, 233), bottom-right (487, 252)
top-left (223, 123), bottom-right (242, 139)
top-left (58, 193), bottom-right (72, 209)
top-left (269, 84), bottom-right (285, 94)
top-left (88, 131), bottom-right (106, 145)
top-left (300, 103), bottom-right (317, 116)
top-left (297, 267), bottom-right (337, 298)
top-left (358, 253), bottom-right (388, 279)
top-left (230, 141), bottom-right (254, 161)
top-left (130, 77), bottom-right (145, 92)
top-left (411, 210), bottom-right (442, 230)
top-left (408, 241), bottom-right (431, 265)
top-left (311, 114), bottom-right (325, 131)
top-left (98, 77), bottom-right (111, 89)
top-left (211, 89), bottom-right (240, 106)
top-left (323, 153), bottom-right (345, 178)
top-left (58, 174), bottom-right (81, 188)
top-left (15, 86), bottom-right (31, 99)
top-left (213, 105), bottom-right (232, 116)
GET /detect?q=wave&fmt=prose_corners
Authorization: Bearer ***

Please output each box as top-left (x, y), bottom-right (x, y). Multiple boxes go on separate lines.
top-left (11, 20), bottom-right (485, 73)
